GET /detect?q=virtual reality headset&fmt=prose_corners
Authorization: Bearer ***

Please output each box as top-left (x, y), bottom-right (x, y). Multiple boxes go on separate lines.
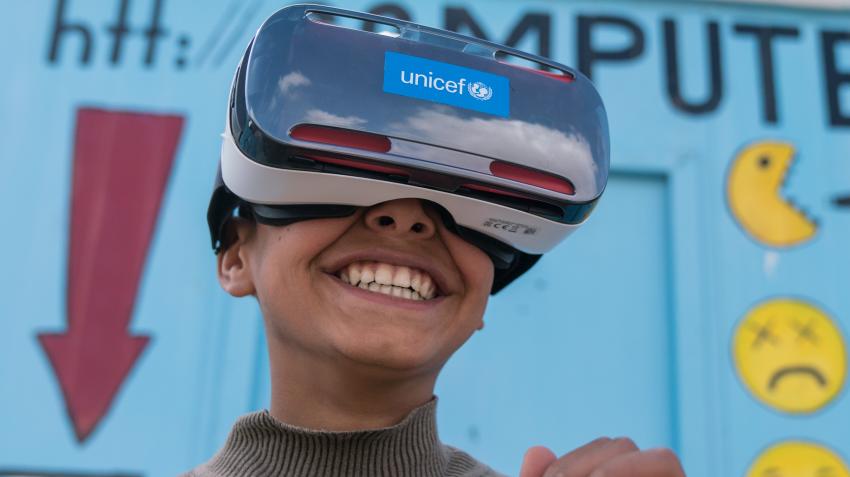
top-left (208, 4), bottom-right (610, 293)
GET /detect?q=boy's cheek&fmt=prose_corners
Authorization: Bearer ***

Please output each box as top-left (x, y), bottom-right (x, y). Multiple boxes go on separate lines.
top-left (445, 236), bottom-right (495, 298)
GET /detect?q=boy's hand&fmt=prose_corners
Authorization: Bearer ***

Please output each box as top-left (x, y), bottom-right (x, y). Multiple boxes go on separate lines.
top-left (519, 438), bottom-right (686, 477)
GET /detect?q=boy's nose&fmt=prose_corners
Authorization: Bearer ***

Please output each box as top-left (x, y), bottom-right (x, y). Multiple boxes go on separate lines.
top-left (364, 199), bottom-right (436, 239)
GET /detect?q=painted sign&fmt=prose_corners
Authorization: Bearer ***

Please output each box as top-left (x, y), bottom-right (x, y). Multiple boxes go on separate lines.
top-left (1, 1), bottom-right (849, 476)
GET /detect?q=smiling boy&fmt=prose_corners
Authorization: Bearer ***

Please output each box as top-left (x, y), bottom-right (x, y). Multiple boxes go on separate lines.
top-left (185, 5), bottom-right (685, 477)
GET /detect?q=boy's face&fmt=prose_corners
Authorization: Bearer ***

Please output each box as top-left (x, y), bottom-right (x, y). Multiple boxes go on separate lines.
top-left (220, 198), bottom-right (494, 375)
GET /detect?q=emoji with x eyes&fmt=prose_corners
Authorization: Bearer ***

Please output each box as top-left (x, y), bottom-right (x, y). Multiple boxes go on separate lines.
top-left (747, 441), bottom-right (850, 477)
top-left (733, 298), bottom-right (847, 414)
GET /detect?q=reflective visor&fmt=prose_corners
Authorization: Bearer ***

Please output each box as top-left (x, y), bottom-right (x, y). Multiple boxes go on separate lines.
top-left (241, 5), bottom-right (609, 204)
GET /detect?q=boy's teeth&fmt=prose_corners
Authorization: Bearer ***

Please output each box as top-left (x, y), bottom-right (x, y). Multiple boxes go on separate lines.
top-left (393, 267), bottom-right (411, 288)
top-left (360, 265), bottom-right (375, 285)
top-left (336, 261), bottom-right (437, 300)
top-left (420, 279), bottom-right (433, 300)
top-left (375, 263), bottom-right (393, 285)
top-left (411, 271), bottom-right (421, 292)
top-left (348, 263), bottom-right (361, 286)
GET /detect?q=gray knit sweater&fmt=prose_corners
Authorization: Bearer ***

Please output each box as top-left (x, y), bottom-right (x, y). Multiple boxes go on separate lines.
top-left (183, 399), bottom-right (505, 477)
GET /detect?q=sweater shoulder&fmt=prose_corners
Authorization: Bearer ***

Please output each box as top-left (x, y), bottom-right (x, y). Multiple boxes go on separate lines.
top-left (443, 445), bottom-right (507, 477)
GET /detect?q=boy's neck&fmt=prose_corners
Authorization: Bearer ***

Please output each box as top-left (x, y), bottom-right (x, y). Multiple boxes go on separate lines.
top-left (266, 340), bottom-right (439, 431)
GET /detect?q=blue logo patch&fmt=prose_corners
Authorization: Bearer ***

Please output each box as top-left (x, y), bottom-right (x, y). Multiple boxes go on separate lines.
top-left (383, 52), bottom-right (510, 117)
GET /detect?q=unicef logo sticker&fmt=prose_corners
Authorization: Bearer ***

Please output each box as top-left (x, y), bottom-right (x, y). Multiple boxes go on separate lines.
top-left (383, 52), bottom-right (509, 116)
top-left (467, 81), bottom-right (493, 101)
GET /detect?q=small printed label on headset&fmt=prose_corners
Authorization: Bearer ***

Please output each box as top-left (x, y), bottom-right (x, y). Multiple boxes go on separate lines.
top-left (483, 218), bottom-right (537, 235)
top-left (383, 52), bottom-right (510, 117)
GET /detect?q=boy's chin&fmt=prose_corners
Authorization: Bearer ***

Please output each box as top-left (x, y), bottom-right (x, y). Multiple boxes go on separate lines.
top-left (331, 329), bottom-right (456, 374)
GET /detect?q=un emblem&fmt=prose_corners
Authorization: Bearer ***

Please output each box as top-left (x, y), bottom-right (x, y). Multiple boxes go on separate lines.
top-left (467, 81), bottom-right (493, 101)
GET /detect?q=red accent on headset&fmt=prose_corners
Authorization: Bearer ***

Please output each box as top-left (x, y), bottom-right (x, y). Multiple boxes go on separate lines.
top-left (290, 125), bottom-right (391, 153)
top-left (307, 153), bottom-right (409, 176)
top-left (463, 183), bottom-right (536, 200)
top-left (490, 161), bottom-right (575, 195)
top-left (499, 62), bottom-right (575, 83)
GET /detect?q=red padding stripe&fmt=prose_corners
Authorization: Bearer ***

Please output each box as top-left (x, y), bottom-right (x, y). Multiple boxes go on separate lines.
top-left (290, 125), bottom-right (391, 153)
top-left (307, 153), bottom-right (408, 176)
top-left (490, 161), bottom-right (575, 195)
top-left (499, 62), bottom-right (575, 83)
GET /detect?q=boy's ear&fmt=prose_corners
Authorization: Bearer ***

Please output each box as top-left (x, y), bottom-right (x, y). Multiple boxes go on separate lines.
top-left (216, 218), bottom-right (257, 297)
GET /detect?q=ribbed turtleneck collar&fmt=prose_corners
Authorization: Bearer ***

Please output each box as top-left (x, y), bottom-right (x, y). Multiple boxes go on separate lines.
top-left (203, 399), bottom-right (451, 477)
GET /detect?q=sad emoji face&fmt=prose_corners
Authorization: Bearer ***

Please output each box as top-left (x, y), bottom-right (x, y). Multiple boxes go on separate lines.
top-left (733, 298), bottom-right (847, 414)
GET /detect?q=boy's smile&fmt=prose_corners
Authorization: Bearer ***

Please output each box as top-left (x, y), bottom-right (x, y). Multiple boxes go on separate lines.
top-left (332, 260), bottom-right (440, 301)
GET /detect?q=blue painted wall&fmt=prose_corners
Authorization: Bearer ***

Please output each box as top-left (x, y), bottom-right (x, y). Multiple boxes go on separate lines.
top-left (1, 1), bottom-right (849, 476)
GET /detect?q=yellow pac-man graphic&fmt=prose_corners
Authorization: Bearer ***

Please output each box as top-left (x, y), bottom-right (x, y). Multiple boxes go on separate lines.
top-left (726, 141), bottom-right (818, 248)
top-left (747, 441), bottom-right (850, 477)
top-left (733, 298), bottom-right (847, 413)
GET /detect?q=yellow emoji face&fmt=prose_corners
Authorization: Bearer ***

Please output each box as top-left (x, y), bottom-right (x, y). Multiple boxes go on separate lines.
top-left (747, 441), bottom-right (850, 477)
top-left (733, 298), bottom-right (846, 413)
top-left (726, 141), bottom-right (817, 248)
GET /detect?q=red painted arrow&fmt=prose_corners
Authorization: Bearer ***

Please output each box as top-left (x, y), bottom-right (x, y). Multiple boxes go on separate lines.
top-left (38, 108), bottom-right (184, 442)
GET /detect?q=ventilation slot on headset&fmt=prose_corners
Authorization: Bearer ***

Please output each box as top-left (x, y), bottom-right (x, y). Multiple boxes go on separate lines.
top-left (495, 51), bottom-right (574, 83)
top-left (306, 11), bottom-right (401, 37)
top-left (463, 183), bottom-right (536, 200)
top-left (306, 153), bottom-right (408, 177)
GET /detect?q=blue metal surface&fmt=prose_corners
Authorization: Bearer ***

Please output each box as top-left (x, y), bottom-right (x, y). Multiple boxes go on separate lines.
top-left (1, 1), bottom-right (849, 476)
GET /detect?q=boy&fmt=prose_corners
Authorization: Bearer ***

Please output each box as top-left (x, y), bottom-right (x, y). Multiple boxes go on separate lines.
top-left (187, 5), bottom-right (685, 476)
